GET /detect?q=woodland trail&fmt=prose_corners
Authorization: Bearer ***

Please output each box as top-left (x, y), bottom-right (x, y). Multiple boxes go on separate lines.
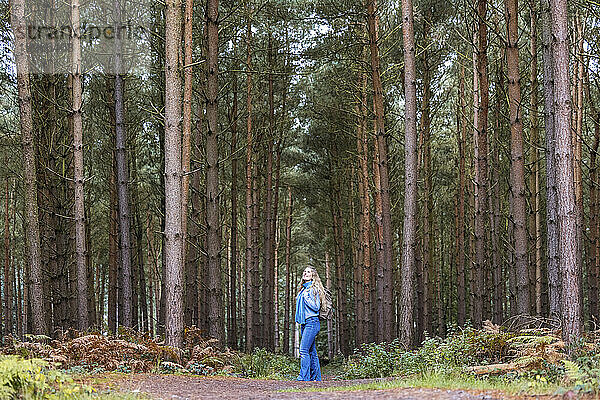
top-left (116, 374), bottom-right (562, 400)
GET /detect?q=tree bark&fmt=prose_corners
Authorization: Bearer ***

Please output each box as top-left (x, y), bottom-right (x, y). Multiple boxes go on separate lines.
top-left (541, 0), bottom-right (560, 319)
top-left (331, 169), bottom-right (348, 354)
top-left (325, 252), bottom-right (334, 359)
top-left (529, 3), bottom-right (543, 315)
top-left (251, 164), bottom-right (261, 345)
top-left (181, 0), bottom-right (194, 330)
top-left (70, 0), bottom-right (89, 332)
top-left (188, 63), bottom-right (205, 330)
top-left (274, 214), bottom-right (280, 351)
top-left (283, 187), bottom-right (293, 354)
top-left (372, 130), bottom-right (384, 341)
top-left (3, 178), bottom-right (10, 337)
top-left (228, 58), bottom-right (239, 349)
top-left (366, 0), bottom-right (395, 343)
top-left (491, 62), bottom-right (503, 324)
top-left (585, 67), bottom-right (600, 321)
top-left (205, 0), bottom-right (223, 345)
top-left (506, 0), bottom-right (530, 318)
top-left (473, 0), bottom-right (490, 328)
top-left (471, 0), bottom-right (489, 326)
top-left (10, 0), bottom-right (46, 335)
top-left (113, 6), bottom-right (133, 324)
top-left (457, 66), bottom-right (467, 327)
top-left (262, 32), bottom-right (275, 351)
top-left (400, 0), bottom-right (417, 348)
top-left (550, 0), bottom-right (582, 344)
top-left (130, 131), bottom-right (147, 330)
top-left (108, 154), bottom-right (118, 333)
top-left (244, 3), bottom-right (255, 351)
top-left (420, 19), bottom-right (433, 334)
top-left (573, 15), bottom-right (584, 294)
top-left (164, 0), bottom-right (184, 348)
top-left (355, 50), bottom-right (371, 344)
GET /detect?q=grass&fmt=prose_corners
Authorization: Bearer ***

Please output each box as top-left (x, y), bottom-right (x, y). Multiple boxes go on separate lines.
top-left (278, 372), bottom-right (561, 396)
top-left (72, 372), bottom-right (149, 399)
top-left (93, 393), bottom-right (149, 400)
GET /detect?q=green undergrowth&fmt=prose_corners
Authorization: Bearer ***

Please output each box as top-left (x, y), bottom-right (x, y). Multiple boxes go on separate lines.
top-left (0, 356), bottom-right (145, 399)
top-left (344, 326), bottom-right (514, 379)
top-left (279, 372), bottom-right (559, 395)
top-left (234, 348), bottom-right (299, 379)
top-left (337, 326), bottom-right (600, 396)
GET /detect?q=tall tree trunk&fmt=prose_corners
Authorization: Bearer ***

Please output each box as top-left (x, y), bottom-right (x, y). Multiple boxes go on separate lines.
top-left (283, 187), bottom-right (293, 354)
top-left (164, 0), bottom-right (184, 348)
top-left (86, 208), bottom-right (98, 328)
top-left (10, 0), bottom-right (45, 335)
top-left (114, 9), bottom-right (133, 325)
top-left (436, 213), bottom-right (445, 336)
top-left (274, 215), bottom-right (280, 351)
top-left (469, 39), bottom-right (478, 323)
top-left (457, 66), bottom-right (467, 327)
top-left (244, 3), bottom-right (255, 351)
top-left (420, 22), bottom-right (433, 334)
top-left (272, 125), bottom-right (283, 351)
top-left (24, 260), bottom-right (30, 334)
top-left (146, 214), bottom-right (158, 334)
top-left (573, 15), bottom-right (584, 297)
top-left (506, 0), bottom-right (530, 317)
top-left (188, 74), bottom-right (204, 330)
top-left (130, 135), bottom-right (147, 330)
top-left (16, 257), bottom-right (22, 338)
top-left (491, 62), bottom-right (503, 324)
top-left (541, 0), bottom-right (560, 319)
top-left (356, 55), bottom-right (371, 344)
top-left (70, 0), bottom-right (89, 332)
top-left (3, 178), bottom-right (9, 337)
top-left (366, 0), bottom-right (395, 343)
top-left (262, 32), bottom-right (275, 351)
top-left (108, 158), bottom-right (118, 333)
top-left (325, 252), bottom-right (334, 359)
top-left (228, 62), bottom-right (239, 349)
top-left (372, 133), bottom-right (383, 341)
top-left (585, 68), bottom-right (600, 321)
top-left (550, 0), bottom-right (582, 344)
top-left (473, 0), bottom-right (489, 328)
top-left (589, 114), bottom-right (599, 322)
top-left (251, 164), bottom-right (261, 345)
top-left (400, 0), bottom-right (417, 348)
top-left (181, 0), bottom-right (194, 330)
top-left (205, 0), bottom-right (223, 344)
top-left (529, 3), bottom-right (543, 315)
top-left (331, 170), bottom-right (348, 354)
top-left (181, 0), bottom-right (193, 262)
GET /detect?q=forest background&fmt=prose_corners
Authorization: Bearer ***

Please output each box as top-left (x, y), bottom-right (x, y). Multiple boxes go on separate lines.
top-left (0, 0), bottom-right (599, 361)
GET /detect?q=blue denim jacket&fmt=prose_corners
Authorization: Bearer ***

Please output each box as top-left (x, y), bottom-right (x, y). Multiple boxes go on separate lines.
top-left (295, 281), bottom-right (321, 324)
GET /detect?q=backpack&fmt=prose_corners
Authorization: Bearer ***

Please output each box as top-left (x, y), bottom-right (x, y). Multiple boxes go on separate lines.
top-left (319, 288), bottom-right (333, 320)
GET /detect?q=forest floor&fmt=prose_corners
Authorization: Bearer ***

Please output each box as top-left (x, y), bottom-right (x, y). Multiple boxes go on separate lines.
top-left (102, 374), bottom-right (570, 400)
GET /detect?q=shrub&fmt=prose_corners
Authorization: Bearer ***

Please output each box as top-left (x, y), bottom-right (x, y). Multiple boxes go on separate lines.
top-left (344, 341), bottom-right (402, 379)
top-left (0, 355), bottom-right (94, 399)
top-left (344, 327), bottom-right (514, 379)
top-left (235, 348), bottom-right (298, 379)
top-left (559, 340), bottom-right (600, 394)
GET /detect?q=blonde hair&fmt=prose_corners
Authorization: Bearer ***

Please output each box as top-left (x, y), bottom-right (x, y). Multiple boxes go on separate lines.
top-left (299, 266), bottom-right (326, 307)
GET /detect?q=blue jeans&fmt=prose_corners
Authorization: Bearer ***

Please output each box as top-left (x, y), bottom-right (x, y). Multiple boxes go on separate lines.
top-left (297, 316), bottom-right (321, 381)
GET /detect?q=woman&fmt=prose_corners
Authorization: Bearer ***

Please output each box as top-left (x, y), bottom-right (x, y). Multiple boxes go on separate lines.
top-left (295, 266), bottom-right (325, 381)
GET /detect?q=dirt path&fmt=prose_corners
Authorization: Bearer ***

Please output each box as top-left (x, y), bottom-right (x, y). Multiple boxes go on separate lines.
top-left (117, 374), bottom-right (562, 400)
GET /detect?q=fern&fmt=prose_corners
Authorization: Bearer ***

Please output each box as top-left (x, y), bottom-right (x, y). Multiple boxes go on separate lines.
top-left (562, 360), bottom-right (584, 384)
